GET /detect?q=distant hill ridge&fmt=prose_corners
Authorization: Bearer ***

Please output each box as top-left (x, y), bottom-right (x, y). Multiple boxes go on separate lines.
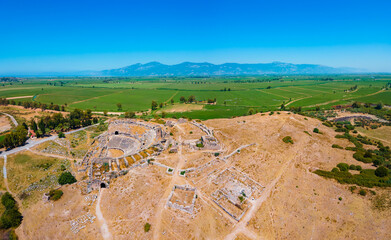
top-left (101, 61), bottom-right (361, 76)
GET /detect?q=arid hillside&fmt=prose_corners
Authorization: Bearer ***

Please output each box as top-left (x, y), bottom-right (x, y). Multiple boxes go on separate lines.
top-left (11, 112), bottom-right (391, 239)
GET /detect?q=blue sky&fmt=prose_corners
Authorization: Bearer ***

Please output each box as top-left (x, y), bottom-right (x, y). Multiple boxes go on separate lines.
top-left (0, 0), bottom-right (390, 73)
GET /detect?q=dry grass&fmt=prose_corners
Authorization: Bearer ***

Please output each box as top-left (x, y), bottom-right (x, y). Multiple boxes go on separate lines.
top-left (7, 152), bottom-right (69, 208)
top-left (157, 103), bottom-right (204, 113)
top-left (14, 112), bottom-right (391, 239)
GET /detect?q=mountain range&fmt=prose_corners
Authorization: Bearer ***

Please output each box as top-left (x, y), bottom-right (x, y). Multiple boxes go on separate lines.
top-left (3, 62), bottom-right (365, 77)
top-left (99, 61), bottom-right (362, 76)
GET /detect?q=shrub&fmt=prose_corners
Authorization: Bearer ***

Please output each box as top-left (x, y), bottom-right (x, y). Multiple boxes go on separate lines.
top-left (58, 172), bottom-right (77, 185)
top-left (58, 131), bottom-right (65, 138)
top-left (144, 222), bottom-right (151, 232)
top-left (359, 189), bottom-right (367, 196)
top-left (349, 165), bottom-right (356, 170)
top-left (349, 186), bottom-right (357, 193)
top-left (8, 229), bottom-right (18, 240)
top-left (196, 142), bottom-right (204, 148)
top-left (322, 121), bottom-right (333, 127)
top-left (60, 164), bottom-right (66, 171)
top-left (331, 167), bottom-right (339, 173)
top-left (332, 144), bottom-right (343, 149)
top-left (214, 152), bottom-right (220, 157)
top-left (375, 166), bottom-right (389, 177)
top-left (282, 136), bottom-right (294, 144)
top-left (373, 159), bottom-right (381, 167)
top-left (314, 168), bottom-right (391, 188)
top-left (49, 189), bottom-right (63, 201)
top-left (313, 128), bottom-right (320, 133)
top-left (0, 208), bottom-right (23, 229)
top-left (356, 165), bottom-right (362, 171)
top-left (304, 131), bottom-right (312, 136)
top-left (1, 193), bottom-right (16, 210)
top-left (337, 163), bottom-right (349, 172)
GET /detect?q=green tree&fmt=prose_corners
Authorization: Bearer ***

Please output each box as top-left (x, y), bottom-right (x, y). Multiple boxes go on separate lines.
top-left (49, 189), bottom-right (63, 201)
top-left (187, 95), bottom-right (196, 103)
top-left (375, 102), bottom-right (383, 110)
top-left (151, 101), bottom-right (158, 110)
top-left (180, 96), bottom-right (186, 103)
top-left (144, 222), bottom-right (151, 232)
top-left (1, 193), bottom-right (16, 210)
top-left (0, 208), bottom-right (23, 229)
top-left (58, 172), bottom-right (77, 185)
top-left (116, 103), bottom-right (122, 110)
top-left (58, 131), bottom-right (65, 138)
top-left (124, 111), bottom-right (136, 118)
top-left (375, 166), bottom-right (389, 177)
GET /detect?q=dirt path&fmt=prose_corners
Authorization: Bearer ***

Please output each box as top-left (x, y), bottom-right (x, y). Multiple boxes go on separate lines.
top-left (2, 155), bottom-right (22, 207)
top-left (6, 96), bottom-right (34, 100)
top-left (1, 112), bottom-right (18, 127)
top-left (284, 96), bottom-right (312, 107)
top-left (152, 130), bottom-right (186, 239)
top-left (92, 111), bottom-right (124, 116)
top-left (164, 91), bottom-right (179, 104)
top-left (96, 188), bottom-right (112, 240)
top-left (26, 149), bottom-right (81, 161)
top-left (225, 119), bottom-right (297, 240)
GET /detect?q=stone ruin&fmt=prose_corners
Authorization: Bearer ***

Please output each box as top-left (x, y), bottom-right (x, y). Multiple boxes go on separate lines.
top-left (182, 120), bottom-right (221, 150)
top-left (167, 185), bottom-right (197, 214)
top-left (211, 167), bottom-right (264, 221)
top-left (201, 135), bottom-right (220, 150)
top-left (70, 212), bottom-right (96, 234)
top-left (79, 119), bottom-right (172, 193)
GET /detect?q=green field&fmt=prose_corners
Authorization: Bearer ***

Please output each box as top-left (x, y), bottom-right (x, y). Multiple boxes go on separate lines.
top-left (1, 75), bottom-right (390, 119)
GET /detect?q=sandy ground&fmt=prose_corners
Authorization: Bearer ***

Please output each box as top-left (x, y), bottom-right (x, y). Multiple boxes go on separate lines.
top-left (157, 104), bottom-right (204, 113)
top-left (0, 115), bottom-right (12, 133)
top-left (12, 112), bottom-right (391, 239)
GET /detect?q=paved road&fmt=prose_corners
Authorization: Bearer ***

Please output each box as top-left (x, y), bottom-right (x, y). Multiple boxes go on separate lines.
top-left (1, 112), bottom-right (18, 127)
top-left (0, 124), bottom-right (98, 157)
top-left (3, 155), bottom-right (6, 179)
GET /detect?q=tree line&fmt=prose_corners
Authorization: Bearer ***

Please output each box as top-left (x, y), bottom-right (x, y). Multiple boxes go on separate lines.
top-left (0, 109), bottom-right (97, 149)
top-left (0, 98), bottom-right (66, 112)
top-left (29, 109), bottom-right (97, 137)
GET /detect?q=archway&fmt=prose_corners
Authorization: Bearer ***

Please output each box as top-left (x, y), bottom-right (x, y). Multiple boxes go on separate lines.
top-left (100, 182), bottom-right (107, 188)
top-left (115, 131), bottom-right (119, 135)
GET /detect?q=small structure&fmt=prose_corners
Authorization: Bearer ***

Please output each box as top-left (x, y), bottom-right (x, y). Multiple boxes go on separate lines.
top-left (29, 130), bottom-right (36, 139)
top-left (167, 185), bottom-right (197, 214)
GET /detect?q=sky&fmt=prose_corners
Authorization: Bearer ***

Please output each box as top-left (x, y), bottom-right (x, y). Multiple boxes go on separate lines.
top-left (0, 0), bottom-right (390, 74)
